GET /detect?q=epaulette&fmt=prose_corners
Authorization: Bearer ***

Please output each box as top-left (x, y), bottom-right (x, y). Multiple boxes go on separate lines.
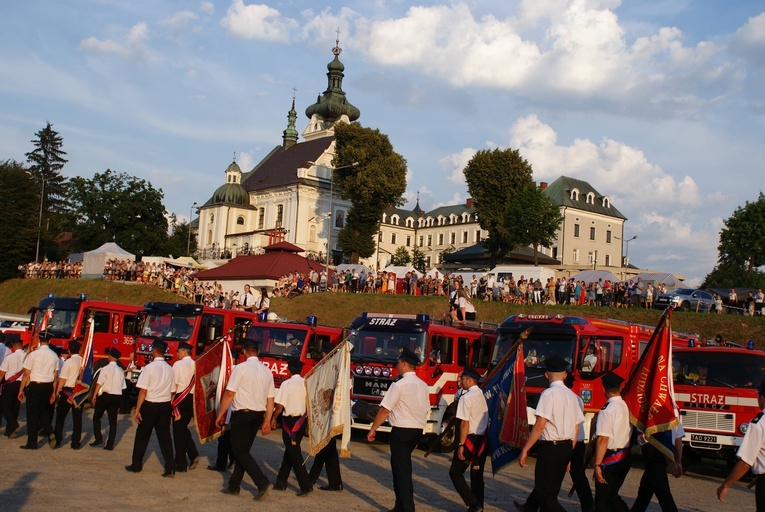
top-left (601, 403), bottom-right (609, 411)
top-left (752, 412), bottom-right (763, 424)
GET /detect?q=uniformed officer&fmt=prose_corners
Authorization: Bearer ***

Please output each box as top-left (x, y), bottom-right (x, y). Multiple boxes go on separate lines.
top-left (519, 356), bottom-right (583, 512)
top-left (272, 357), bottom-right (312, 496)
top-left (449, 367), bottom-right (488, 512)
top-left (216, 338), bottom-right (275, 500)
top-left (308, 341), bottom-right (344, 491)
top-left (172, 342), bottom-right (199, 472)
top-left (0, 337), bottom-right (25, 438)
top-left (92, 347), bottom-right (126, 450)
top-left (592, 372), bottom-right (632, 512)
top-left (18, 338), bottom-right (60, 449)
top-left (718, 379), bottom-right (765, 509)
top-left (368, 347), bottom-right (430, 512)
top-left (53, 341), bottom-right (83, 449)
top-left (631, 419), bottom-right (684, 512)
top-left (125, 340), bottom-right (176, 476)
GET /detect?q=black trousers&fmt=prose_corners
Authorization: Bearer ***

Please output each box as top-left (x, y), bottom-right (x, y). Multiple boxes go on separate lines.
top-left (0, 381), bottom-right (21, 436)
top-left (213, 429), bottom-right (235, 469)
top-left (228, 410), bottom-right (269, 492)
top-left (595, 454), bottom-right (631, 512)
top-left (308, 436), bottom-right (342, 487)
top-left (631, 443), bottom-right (677, 512)
top-left (93, 393), bottom-right (121, 447)
top-left (534, 441), bottom-right (573, 512)
top-left (389, 426), bottom-right (422, 512)
top-left (131, 401), bottom-right (175, 471)
top-left (24, 382), bottom-right (54, 447)
top-left (173, 395), bottom-right (199, 469)
top-left (448, 434), bottom-right (486, 509)
top-left (757, 474), bottom-right (765, 512)
top-left (276, 416), bottom-right (311, 491)
top-left (54, 390), bottom-right (82, 446)
top-left (524, 441), bottom-right (594, 512)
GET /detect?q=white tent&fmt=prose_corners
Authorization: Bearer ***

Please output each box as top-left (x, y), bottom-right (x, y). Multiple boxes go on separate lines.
top-left (569, 269), bottom-right (620, 284)
top-left (382, 265), bottom-right (421, 278)
top-left (81, 242), bottom-right (135, 279)
top-left (633, 272), bottom-right (684, 289)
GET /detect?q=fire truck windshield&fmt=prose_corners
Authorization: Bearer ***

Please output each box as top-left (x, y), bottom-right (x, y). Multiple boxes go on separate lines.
top-left (492, 332), bottom-right (576, 373)
top-left (673, 351), bottom-right (765, 389)
top-left (245, 326), bottom-right (307, 359)
top-left (350, 331), bottom-right (428, 364)
top-left (37, 308), bottom-right (78, 338)
top-left (141, 312), bottom-right (196, 341)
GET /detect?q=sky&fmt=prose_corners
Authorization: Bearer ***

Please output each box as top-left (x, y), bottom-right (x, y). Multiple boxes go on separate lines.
top-left (1, 0), bottom-right (764, 286)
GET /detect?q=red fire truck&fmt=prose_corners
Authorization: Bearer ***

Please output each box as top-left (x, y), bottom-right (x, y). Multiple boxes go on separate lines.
top-left (490, 314), bottom-right (692, 439)
top-left (29, 294), bottom-right (140, 370)
top-left (673, 342), bottom-right (765, 462)
top-left (242, 315), bottom-right (343, 387)
top-left (346, 312), bottom-right (497, 451)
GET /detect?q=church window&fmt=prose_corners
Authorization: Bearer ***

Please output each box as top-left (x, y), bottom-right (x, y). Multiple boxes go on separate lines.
top-left (258, 208), bottom-right (265, 229)
top-left (209, 214), bottom-right (214, 223)
top-left (276, 205), bottom-right (284, 226)
top-left (237, 216), bottom-right (244, 225)
top-left (309, 225), bottom-right (316, 242)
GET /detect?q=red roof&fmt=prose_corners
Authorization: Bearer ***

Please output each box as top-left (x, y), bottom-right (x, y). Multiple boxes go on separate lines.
top-left (195, 250), bottom-right (327, 281)
top-left (263, 241), bottom-right (303, 253)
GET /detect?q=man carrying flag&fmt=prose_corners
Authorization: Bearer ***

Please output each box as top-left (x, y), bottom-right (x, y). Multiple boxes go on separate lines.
top-left (0, 337), bottom-right (25, 438)
top-left (91, 347), bottom-right (126, 450)
top-left (53, 341), bottom-right (83, 449)
top-left (449, 367), bottom-right (488, 512)
top-left (172, 341), bottom-right (199, 472)
top-left (592, 372), bottom-right (632, 512)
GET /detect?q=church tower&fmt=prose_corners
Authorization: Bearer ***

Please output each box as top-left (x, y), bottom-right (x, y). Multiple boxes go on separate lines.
top-left (302, 33), bottom-right (360, 141)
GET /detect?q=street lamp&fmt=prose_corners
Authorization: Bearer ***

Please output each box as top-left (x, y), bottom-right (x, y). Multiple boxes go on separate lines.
top-left (26, 171), bottom-right (45, 263)
top-left (187, 201), bottom-right (197, 256)
top-left (615, 234), bottom-right (637, 267)
top-left (307, 161), bottom-right (359, 280)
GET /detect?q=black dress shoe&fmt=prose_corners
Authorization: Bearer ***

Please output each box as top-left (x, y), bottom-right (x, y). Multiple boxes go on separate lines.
top-left (319, 484), bottom-right (343, 491)
top-left (207, 465), bottom-right (225, 471)
top-left (161, 469), bottom-right (175, 478)
top-left (71, 443), bottom-right (81, 450)
top-left (296, 488), bottom-right (313, 497)
top-left (254, 483), bottom-right (272, 501)
top-left (20, 445), bottom-right (38, 450)
top-left (124, 465), bottom-right (141, 473)
top-left (176, 468), bottom-right (187, 473)
top-left (273, 484), bottom-right (287, 491)
top-left (103, 445), bottom-right (114, 451)
top-left (89, 441), bottom-right (102, 447)
top-left (513, 501), bottom-right (528, 512)
top-left (220, 488), bottom-right (240, 495)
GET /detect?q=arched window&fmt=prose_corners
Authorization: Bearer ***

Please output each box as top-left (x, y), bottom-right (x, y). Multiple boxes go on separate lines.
top-left (209, 214), bottom-right (214, 223)
top-left (586, 192), bottom-right (595, 204)
top-left (309, 225), bottom-right (317, 242)
top-left (236, 216), bottom-right (244, 225)
top-left (571, 188), bottom-right (579, 201)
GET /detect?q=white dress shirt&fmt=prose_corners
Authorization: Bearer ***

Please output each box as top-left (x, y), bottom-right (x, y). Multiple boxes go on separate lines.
top-left (456, 384), bottom-right (488, 435)
top-left (595, 396), bottom-right (632, 450)
top-left (226, 356), bottom-right (275, 411)
top-left (136, 356), bottom-right (174, 402)
top-left (23, 344), bottom-right (60, 383)
top-left (59, 354), bottom-right (83, 387)
top-left (173, 356), bottom-right (196, 395)
top-left (380, 371), bottom-right (429, 429)
top-left (275, 374), bottom-right (306, 416)
top-left (0, 349), bottom-right (25, 378)
top-left (535, 380), bottom-right (584, 441)
top-left (738, 409), bottom-right (765, 474)
top-left (97, 361), bottom-right (127, 395)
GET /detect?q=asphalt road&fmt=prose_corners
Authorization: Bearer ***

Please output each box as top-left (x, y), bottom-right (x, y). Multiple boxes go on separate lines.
top-left (0, 408), bottom-right (754, 511)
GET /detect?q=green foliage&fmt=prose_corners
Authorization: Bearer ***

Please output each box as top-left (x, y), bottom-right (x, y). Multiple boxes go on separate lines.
top-left (63, 169), bottom-right (168, 256)
top-left (332, 122), bottom-right (408, 262)
top-left (164, 213), bottom-right (197, 259)
top-left (0, 161), bottom-right (38, 281)
top-left (505, 185), bottom-right (564, 265)
top-left (25, 122), bottom-right (69, 260)
top-left (411, 245), bottom-right (427, 273)
top-left (439, 245), bottom-right (456, 264)
top-left (391, 246), bottom-right (411, 266)
top-left (463, 148), bottom-right (534, 259)
top-left (702, 263), bottom-right (765, 290)
top-left (715, 192), bottom-right (765, 279)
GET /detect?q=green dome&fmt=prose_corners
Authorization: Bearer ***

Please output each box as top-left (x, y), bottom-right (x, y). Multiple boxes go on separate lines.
top-left (328, 56), bottom-right (344, 72)
top-left (212, 182), bottom-right (249, 207)
top-left (304, 42), bottom-right (360, 122)
top-left (225, 161), bottom-right (242, 174)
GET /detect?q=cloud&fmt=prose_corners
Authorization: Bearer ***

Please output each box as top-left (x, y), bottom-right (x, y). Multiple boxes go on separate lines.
top-left (200, 2), bottom-right (215, 15)
top-left (162, 11), bottom-right (199, 30)
top-left (79, 22), bottom-right (161, 63)
top-left (730, 12), bottom-right (765, 67)
top-left (221, 0), bottom-right (299, 42)
top-left (438, 147), bottom-right (475, 185)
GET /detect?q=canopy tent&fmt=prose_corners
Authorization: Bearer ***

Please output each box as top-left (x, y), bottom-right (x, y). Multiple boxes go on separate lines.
top-left (632, 272), bottom-right (684, 289)
top-left (336, 263), bottom-right (371, 275)
top-left (81, 243), bottom-right (135, 279)
top-left (382, 265), bottom-right (421, 278)
top-left (569, 269), bottom-right (620, 284)
top-left (164, 256), bottom-right (205, 269)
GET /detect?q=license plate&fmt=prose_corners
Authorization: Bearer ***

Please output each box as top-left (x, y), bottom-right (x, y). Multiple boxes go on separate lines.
top-left (690, 434), bottom-right (717, 443)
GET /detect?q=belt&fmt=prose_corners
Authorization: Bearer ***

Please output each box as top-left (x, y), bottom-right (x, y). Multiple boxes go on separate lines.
top-left (606, 447), bottom-right (629, 455)
top-left (537, 439), bottom-right (573, 446)
top-left (30, 381), bottom-right (53, 385)
top-left (283, 415), bottom-right (305, 419)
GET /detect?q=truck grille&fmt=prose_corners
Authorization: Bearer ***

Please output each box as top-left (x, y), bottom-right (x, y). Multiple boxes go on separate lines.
top-left (681, 410), bottom-right (735, 433)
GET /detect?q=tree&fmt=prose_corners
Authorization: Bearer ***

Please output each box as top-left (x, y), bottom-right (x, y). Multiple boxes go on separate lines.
top-left (25, 122), bottom-right (69, 261)
top-left (332, 122), bottom-right (408, 263)
top-left (63, 169), bottom-right (168, 256)
top-left (703, 192), bottom-right (765, 287)
top-left (164, 214), bottom-right (197, 259)
top-left (411, 245), bottom-right (427, 273)
top-left (0, 160), bottom-right (38, 280)
top-left (505, 185), bottom-right (564, 265)
top-left (391, 246), bottom-right (411, 266)
top-left (463, 148), bottom-right (534, 260)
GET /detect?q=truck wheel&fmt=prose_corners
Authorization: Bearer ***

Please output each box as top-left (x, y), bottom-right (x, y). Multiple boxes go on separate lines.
top-left (437, 407), bottom-right (458, 453)
top-left (680, 301), bottom-right (690, 312)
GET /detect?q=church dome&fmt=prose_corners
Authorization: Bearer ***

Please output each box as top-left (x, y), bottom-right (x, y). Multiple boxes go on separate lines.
top-left (225, 161), bottom-right (242, 174)
top-left (211, 182), bottom-right (249, 207)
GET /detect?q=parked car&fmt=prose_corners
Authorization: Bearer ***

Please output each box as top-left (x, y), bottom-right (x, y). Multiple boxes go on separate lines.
top-left (654, 288), bottom-right (715, 312)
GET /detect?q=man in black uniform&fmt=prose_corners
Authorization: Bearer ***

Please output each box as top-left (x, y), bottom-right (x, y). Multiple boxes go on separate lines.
top-left (308, 341), bottom-right (344, 491)
top-left (53, 341), bottom-right (83, 448)
top-left (18, 337), bottom-right (60, 449)
top-left (92, 347), bottom-right (126, 450)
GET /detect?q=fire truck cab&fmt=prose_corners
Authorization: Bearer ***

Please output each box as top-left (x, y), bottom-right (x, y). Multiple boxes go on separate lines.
top-left (673, 342), bottom-right (765, 461)
top-left (243, 316), bottom-right (343, 387)
top-left (29, 295), bottom-right (140, 370)
top-left (347, 312), bottom-right (496, 451)
top-left (492, 314), bottom-right (672, 439)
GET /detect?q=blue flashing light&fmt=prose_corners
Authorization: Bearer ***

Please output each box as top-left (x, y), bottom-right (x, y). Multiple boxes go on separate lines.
top-left (747, 339), bottom-right (755, 350)
top-left (48, 292), bottom-right (54, 298)
top-left (258, 312), bottom-right (267, 322)
top-left (307, 315), bottom-right (318, 327)
top-left (688, 339), bottom-right (695, 347)
top-left (416, 314), bottom-right (430, 324)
